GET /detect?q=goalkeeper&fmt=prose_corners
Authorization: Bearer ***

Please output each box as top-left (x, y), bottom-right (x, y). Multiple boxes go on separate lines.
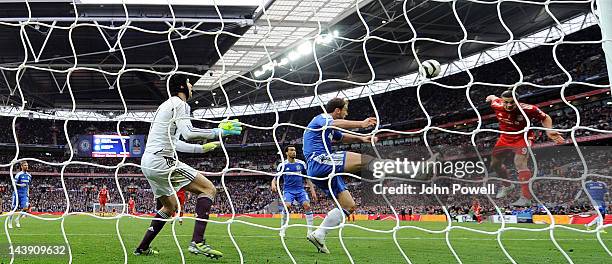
top-left (135, 74), bottom-right (242, 259)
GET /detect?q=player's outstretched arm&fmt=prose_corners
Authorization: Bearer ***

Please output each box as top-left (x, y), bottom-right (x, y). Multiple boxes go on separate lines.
top-left (176, 119), bottom-right (242, 141)
top-left (341, 134), bottom-right (377, 144)
top-left (173, 139), bottom-right (221, 154)
top-left (541, 114), bottom-right (565, 144)
top-left (332, 117), bottom-right (377, 129)
top-left (485, 95), bottom-right (498, 103)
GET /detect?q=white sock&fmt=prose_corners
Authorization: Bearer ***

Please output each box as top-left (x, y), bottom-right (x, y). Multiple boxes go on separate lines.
top-left (15, 213), bottom-right (22, 225)
top-left (281, 209), bottom-right (288, 226)
top-left (314, 208), bottom-right (344, 238)
top-left (305, 211), bottom-right (314, 232)
top-left (586, 218), bottom-right (595, 227)
top-left (7, 215), bottom-right (12, 226)
top-left (586, 216), bottom-right (601, 227)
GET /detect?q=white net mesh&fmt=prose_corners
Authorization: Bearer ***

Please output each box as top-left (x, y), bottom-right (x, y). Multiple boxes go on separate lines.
top-left (0, 0), bottom-right (610, 263)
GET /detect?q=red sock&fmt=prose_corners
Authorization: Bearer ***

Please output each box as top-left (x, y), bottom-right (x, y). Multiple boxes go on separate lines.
top-left (518, 170), bottom-right (532, 199)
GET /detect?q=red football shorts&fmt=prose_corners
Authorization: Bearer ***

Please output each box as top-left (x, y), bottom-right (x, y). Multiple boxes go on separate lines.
top-left (492, 134), bottom-right (534, 156)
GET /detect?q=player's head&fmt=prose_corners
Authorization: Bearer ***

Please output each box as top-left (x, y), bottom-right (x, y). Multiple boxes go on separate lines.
top-left (500, 90), bottom-right (517, 111)
top-left (285, 145), bottom-right (296, 159)
top-left (19, 161), bottom-right (28, 172)
top-left (169, 74), bottom-right (193, 100)
top-left (326, 97), bottom-right (349, 119)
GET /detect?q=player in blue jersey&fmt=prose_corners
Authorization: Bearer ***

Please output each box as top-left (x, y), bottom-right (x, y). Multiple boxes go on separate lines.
top-left (302, 98), bottom-right (379, 254)
top-left (9, 161), bottom-right (31, 229)
top-left (271, 145), bottom-right (317, 236)
top-left (303, 98), bottom-right (437, 253)
top-left (585, 179), bottom-right (608, 233)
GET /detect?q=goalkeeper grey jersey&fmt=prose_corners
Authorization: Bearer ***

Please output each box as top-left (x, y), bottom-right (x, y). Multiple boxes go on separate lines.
top-left (145, 96), bottom-right (215, 157)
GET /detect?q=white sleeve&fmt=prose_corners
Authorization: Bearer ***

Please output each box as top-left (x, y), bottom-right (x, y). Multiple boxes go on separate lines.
top-left (172, 130), bottom-right (205, 154)
top-left (174, 101), bottom-right (218, 141)
top-left (173, 139), bottom-right (205, 154)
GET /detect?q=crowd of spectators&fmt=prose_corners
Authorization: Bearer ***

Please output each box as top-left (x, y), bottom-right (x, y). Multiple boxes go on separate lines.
top-left (0, 27), bottom-right (608, 149)
top-left (2, 153), bottom-right (608, 216)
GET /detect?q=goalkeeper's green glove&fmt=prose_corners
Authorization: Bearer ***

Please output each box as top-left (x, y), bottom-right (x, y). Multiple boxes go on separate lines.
top-left (212, 119), bottom-right (242, 136)
top-left (202, 142), bottom-right (221, 153)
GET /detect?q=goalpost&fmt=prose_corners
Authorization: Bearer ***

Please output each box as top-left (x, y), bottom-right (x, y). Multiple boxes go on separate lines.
top-left (0, 0), bottom-right (610, 263)
top-left (92, 203), bottom-right (124, 215)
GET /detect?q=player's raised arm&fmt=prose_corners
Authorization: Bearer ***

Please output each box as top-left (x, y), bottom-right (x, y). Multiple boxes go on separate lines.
top-left (540, 114), bottom-right (564, 144)
top-left (174, 106), bottom-right (242, 141)
top-left (340, 133), bottom-right (377, 144)
top-left (526, 105), bottom-right (565, 144)
top-left (332, 117), bottom-right (377, 130)
top-left (171, 129), bottom-right (221, 154)
top-left (485, 95), bottom-right (499, 103)
top-left (169, 74), bottom-right (242, 141)
top-left (174, 139), bottom-right (221, 154)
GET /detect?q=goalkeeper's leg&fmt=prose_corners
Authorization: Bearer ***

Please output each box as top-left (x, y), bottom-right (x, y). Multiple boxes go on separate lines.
top-left (183, 172), bottom-right (223, 259)
top-left (134, 195), bottom-right (176, 255)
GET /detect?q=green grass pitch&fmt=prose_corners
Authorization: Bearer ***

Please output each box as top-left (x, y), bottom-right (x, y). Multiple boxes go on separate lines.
top-left (0, 215), bottom-right (609, 263)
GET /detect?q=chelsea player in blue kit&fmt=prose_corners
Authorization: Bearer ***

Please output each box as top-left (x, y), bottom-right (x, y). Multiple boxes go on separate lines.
top-left (303, 98), bottom-right (378, 254)
top-left (9, 161), bottom-right (31, 229)
top-left (585, 179), bottom-right (608, 233)
top-left (271, 145), bottom-right (317, 236)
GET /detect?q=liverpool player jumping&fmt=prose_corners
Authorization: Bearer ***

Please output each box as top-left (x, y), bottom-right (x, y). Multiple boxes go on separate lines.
top-left (486, 90), bottom-right (564, 207)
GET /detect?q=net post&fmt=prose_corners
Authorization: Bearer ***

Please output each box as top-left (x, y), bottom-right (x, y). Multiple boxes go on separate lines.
top-left (597, 0), bottom-right (612, 86)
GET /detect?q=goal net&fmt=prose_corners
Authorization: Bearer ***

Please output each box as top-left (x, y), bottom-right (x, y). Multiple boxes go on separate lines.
top-left (0, 0), bottom-right (610, 263)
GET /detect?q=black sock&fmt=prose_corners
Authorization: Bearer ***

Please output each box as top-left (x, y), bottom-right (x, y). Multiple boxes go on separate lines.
top-left (137, 210), bottom-right (170, 251)
top-left (192, 196), bottom-right (213, 244)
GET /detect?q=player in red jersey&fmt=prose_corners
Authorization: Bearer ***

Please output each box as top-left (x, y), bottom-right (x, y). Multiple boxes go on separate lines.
top-left (98, 185), bottom-right (110, 216)
top-left (486, 90), bottom-right (564, 207)
top-left (128, 197), bottom-right (136, 215)
top-left (471, 201), bottom-right (483, 224)
top-left (176, 188), bottom-right (188, 225)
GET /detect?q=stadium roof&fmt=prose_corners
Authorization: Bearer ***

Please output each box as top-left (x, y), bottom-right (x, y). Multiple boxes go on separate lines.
top-left (0, 0), bottom-right (598, 120)
top-left (0, 0), bottom-right (261, 110)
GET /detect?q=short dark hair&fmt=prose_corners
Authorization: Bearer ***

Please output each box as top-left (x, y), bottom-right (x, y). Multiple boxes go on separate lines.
top-left (168, 74), bottom-right (190, 96)
top-left (325, 98), bottom-right (347, 113)
top-left (284, 145), bottom-right (295, 153)
top-left (501, 89), bottom-right (513, 98)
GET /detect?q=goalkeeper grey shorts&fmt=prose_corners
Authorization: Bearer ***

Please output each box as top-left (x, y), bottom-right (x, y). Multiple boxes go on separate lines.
top-left (140, 152), bottom-right (198, 198)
